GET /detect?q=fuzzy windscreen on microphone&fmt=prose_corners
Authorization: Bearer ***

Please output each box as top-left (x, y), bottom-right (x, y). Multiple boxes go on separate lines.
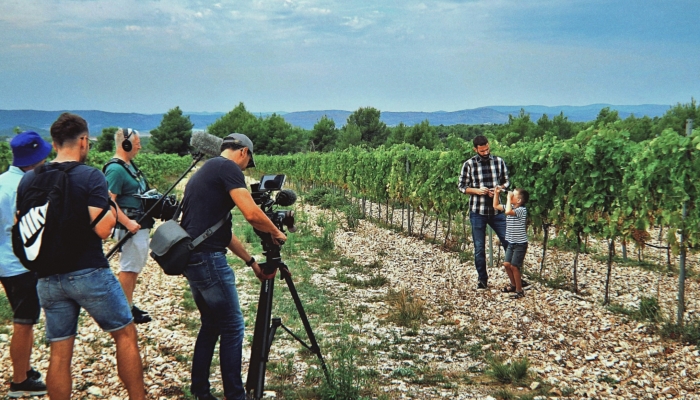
top-left (190, 131), bottom-right (224, 157)
top-left (275, 189), bottom-right (297, 207)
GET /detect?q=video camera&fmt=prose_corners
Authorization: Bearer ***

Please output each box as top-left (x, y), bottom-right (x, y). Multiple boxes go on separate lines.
top-left (251, 174), bottom-right (297, 234)
top-left (133, 189), bottom-right (180, 221)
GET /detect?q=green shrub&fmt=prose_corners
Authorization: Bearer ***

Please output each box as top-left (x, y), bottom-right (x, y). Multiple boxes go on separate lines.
top-left (486, 357), bottom-right (530, 385)
top-left (607, 296), bottom-right (661, 323)
top-left (306, 187), bottom-right (333, 206)
top-left (490, 388), bottom-right (517, 400)
top-left (661, 319), bottom-right (700, 346)
top-left (390, 367), bottom-right (416, 379)
top-left (318, 222), bottom-right (337, 252)
top-left (336, 271), bottom-right (387, 288)
top-left (343, 203), bottom-right (364, 230)
top-left (386, 288), bottom-right (426, 328)
top-left (548, 235), bottom-right (586, 253)
top-left (638, 296), bottom-right (661, 322)
top-left (314, 341), bottom-right (365, 400)
top-left (306, 187), bottom-right (349, 209)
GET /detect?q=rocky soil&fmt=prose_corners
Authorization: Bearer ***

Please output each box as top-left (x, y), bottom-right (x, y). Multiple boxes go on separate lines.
top-left (302, 202), bottom-right (700, 400)
top-left (1, 200), bottom-right (699, 399)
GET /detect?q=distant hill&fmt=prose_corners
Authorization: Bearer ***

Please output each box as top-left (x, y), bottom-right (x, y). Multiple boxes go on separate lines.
top-left (273, 104), bottom-right (673, 129)
top-left (0, 104), bottom-right (673, 133)
top-left (0, 124), bottom-right (50, 138)
top-left (0, 110), bottom-right (228, 134)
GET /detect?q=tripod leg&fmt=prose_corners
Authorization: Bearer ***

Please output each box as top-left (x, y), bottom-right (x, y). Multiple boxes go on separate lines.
top-left (281, 268), bottom-right (331, 383)
top-left (245, 272), bottom-right (275, 399)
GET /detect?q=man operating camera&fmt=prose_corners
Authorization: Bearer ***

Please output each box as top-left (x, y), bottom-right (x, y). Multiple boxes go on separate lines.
top-left (180, 133), bottom-right (286, 400)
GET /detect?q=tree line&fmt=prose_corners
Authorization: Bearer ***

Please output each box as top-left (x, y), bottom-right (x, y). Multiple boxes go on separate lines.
top-left (92, 99), bottom-right (699, 155)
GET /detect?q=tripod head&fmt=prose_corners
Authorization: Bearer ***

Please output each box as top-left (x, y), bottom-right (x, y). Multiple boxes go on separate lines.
top-left (251, 174), bottom-right (297, 275)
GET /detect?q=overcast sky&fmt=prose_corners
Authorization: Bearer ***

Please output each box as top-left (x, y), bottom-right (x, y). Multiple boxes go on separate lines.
top-left (1, 0), bottom-right (698, 114)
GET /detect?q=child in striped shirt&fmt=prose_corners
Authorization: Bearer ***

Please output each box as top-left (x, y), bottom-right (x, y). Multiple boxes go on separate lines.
top-left (493, 187), bottom-right (530, 299)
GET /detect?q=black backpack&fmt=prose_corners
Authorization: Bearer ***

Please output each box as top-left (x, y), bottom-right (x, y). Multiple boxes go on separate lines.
top-left (12, 162), bottom-right (107, 274)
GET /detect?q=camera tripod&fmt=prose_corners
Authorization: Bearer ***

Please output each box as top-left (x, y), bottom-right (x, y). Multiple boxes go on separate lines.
top-left (245, 235), bottom-right (330, 400)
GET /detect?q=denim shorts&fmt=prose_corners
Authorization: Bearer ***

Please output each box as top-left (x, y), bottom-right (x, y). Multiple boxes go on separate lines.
top-left (0, 272), bottom-right (41, 325)
top-left (505, 243), bottom-right (528, 269)
top-left (37, 267), bottom-right (134, 342)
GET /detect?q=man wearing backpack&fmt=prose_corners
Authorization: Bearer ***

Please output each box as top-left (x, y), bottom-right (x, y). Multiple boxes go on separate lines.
top-left (104, 128), bottom-right (153, 324)
top-left (0, 131), bottom-right (50, 397)
top-left (15, 113), bottom-right (146, 400)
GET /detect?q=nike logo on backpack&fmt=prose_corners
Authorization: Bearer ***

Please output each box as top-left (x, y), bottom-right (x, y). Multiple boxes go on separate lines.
top-left (18, 202), bottom-right (49, 261)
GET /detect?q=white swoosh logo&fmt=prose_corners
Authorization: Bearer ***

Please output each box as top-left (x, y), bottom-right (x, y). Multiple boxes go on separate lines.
top-left (19, 202), bottom-right (49, 261)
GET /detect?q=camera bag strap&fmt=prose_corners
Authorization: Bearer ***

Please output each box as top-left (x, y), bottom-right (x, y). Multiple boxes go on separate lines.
top-left (188, 216), bottom-right (227, 250)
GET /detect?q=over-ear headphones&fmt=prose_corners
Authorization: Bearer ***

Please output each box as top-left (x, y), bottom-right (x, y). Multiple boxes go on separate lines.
top-left (122, 128), bottom-right (134, 152)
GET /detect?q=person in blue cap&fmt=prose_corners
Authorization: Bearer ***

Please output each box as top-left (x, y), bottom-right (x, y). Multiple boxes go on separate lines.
top-left (0, 130), bottom-right (51, 397)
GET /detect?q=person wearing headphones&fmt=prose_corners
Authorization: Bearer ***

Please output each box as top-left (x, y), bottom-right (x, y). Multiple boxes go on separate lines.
top-left (104, 128), bottom-right (154, 324)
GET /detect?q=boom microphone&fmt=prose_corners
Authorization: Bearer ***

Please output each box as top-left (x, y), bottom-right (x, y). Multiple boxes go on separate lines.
top-left (275, 189), bottom-right (297, 207)
top-left (190, 131), bottom-right (223, 157)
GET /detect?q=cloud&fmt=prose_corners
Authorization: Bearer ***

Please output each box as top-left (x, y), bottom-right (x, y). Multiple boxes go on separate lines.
top-left (341, 16), bottom-right (375, 30)
top-left (0, 0), bottom-right (698, 113)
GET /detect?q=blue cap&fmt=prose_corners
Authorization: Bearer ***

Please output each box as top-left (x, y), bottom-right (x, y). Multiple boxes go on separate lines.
top-left (11, 131), bottom-right (52, 167)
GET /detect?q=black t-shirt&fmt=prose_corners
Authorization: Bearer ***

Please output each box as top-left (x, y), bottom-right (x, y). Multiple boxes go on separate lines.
top-left (17, 162), bottom-right (111, 275)
top-left (181, 157), bottom-right (247, 253)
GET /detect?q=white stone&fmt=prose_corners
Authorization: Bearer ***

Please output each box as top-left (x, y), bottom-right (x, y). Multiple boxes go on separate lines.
top-left (530, 381), bottom-right (541, 390)
top-left (87, 386), bottom-right (102, 396)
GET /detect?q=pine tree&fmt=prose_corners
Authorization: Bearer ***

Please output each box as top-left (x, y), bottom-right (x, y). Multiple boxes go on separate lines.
top-left (149, 107), bottom-right (194, 155)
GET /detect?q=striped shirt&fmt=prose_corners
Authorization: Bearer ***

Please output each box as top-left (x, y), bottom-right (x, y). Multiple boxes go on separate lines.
top-left (506, 206), bottom-right (528, 244)
top-left (458, 154), bottom-right (510, 215)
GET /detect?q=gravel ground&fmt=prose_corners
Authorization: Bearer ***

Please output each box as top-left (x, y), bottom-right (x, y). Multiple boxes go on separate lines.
top-left (1, 200), bottom-right (698, 399)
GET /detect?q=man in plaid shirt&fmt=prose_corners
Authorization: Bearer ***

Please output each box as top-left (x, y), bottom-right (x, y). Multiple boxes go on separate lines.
top-left (458, 135), bottom-right (510, 289)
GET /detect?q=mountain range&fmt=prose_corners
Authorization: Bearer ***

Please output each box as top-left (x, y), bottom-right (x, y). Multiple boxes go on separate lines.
top-left (0, 104), bottom-right (673, 136)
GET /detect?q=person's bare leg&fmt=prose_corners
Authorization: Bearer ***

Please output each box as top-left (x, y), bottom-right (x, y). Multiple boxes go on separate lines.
top-left (110, 323), bottom-right (146, 400)
top-left (118, 272), bottom-right (138, 306)
top-left (10, 323), bottom-right (34, 383)
top-left (46, 337), bottom-right (75, 400)
top-left (503, 262), bottom-right (515, 287)
top-left (512, 266), bottom-right (523, 292)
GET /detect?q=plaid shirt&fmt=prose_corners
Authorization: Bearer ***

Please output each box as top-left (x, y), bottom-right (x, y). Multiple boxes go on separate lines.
top-left (458, 154), bottom-right (510, 216)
